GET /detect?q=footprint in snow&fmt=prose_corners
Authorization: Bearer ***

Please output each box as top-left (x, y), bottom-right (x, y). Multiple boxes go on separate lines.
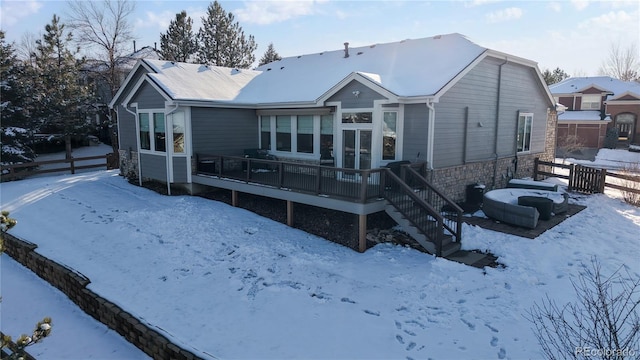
top-left (485, 323), bottom-right (499, 333)
top-left (364, 309), bottom-right (380, 316)
top-left (490, 336), bottom-right (498, 347)
top-left (498, 347), bottom-right (506, 359)
top-left (244, 227), bottom-right (258, 235)
top-left (405, 342), bottom-right (416, 351)
top-left (461, 318), bottom-right (475, 330)
top-left (396, 335), bottom-right (404, 344)
top-left (341, 297), bottom-right (356, 304)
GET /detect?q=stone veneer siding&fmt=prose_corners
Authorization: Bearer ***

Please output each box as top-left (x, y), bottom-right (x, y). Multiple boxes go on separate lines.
top-left (3, 233), bottom-right (203, 360)
top-left (119, 149), bottom-right (139, 180)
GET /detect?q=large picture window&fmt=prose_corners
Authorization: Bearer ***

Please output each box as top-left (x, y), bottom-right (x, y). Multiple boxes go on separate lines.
top-left (260, 116), bottom-right (271, 150)
top-left (320, 115), bottom-right (334, 161)
top-left (382, 111), bottom-right (397, 160)
top-left (172, 112), bottom-right (185, 153)
top-left (581, 94), bottom-right (601, 110)
top-left (276, 115), bottom-right (291, 151)
top-left (139, 113), bottom-right (150, 150)
top-left (297, 115), bottom-right (313, 153)
top-left (138, 111), bottom-right (166, 152)
top-left (154, 113), bottom-right (166, 152)
top-left (517, 113), bottom-right (533, 153)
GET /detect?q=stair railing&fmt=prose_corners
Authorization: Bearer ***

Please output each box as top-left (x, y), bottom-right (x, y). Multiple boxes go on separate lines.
top-left (400, 165), bottom-right (463, 244)
top-left (382, 169), bottom-right (446, 256)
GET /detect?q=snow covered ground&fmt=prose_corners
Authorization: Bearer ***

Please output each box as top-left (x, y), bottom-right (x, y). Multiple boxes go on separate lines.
top-left (1, 149), bottom-right (639, 359)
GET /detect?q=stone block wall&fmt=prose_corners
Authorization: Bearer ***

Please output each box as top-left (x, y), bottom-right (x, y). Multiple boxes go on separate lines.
top-left (3, 233), bottom-right (203, 360)
top-left (427, 153), bottom-right (540, 203)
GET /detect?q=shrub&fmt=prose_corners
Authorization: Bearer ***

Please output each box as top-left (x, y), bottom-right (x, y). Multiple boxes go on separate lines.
top-left (526, 257), bottom-right (640, 359)
top-left (604, 127), bottom-right (620, 149)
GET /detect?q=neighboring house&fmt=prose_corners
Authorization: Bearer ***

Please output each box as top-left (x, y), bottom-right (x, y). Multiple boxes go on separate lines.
top-left (82, 45), bottom-right (160, 142)
top-left (109, 33), bottom-right (556, 255)
top-left (549, 76), bottom-right (640, 150)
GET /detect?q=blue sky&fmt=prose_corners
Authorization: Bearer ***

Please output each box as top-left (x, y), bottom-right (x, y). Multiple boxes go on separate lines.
top-left (0, 0), bottom-right (638, 75)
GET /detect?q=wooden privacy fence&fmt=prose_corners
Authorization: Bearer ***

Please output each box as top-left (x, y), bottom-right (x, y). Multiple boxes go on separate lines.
top-left (534, 158), bottom-right (640, 195)
top-left (1, 153), bottom-right (118, 181)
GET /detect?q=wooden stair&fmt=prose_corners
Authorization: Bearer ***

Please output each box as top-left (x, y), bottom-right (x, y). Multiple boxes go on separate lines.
top-left (384, 203), bottom-right (461, 257)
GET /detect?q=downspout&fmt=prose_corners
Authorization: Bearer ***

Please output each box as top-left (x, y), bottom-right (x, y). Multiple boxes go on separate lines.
top-left (164, 103), bottom-right (180, 196)
top-left (426, 101), bottom-right (436, 170)
top-left (492, 58), bottom-right (508, 189)
top-left (123, 103), bottom-right (143, 187)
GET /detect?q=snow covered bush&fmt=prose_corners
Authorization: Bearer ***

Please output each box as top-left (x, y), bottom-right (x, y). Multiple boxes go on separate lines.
top-left (526, 257), bottom-right (640, 360)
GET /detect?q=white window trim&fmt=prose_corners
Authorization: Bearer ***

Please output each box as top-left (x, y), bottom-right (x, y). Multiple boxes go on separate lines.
top-left (261, 114), bottom-right (330, 160)
top-left (137, 108), bottom-right (167, 154)
top-left (581, 94), bottom-right (601, 110)
top-left (517, 112), bottom-right (533, 154)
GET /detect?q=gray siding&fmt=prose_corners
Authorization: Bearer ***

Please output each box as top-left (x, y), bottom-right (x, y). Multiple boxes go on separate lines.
top-left (327, 80), bottom-right (387, 108)
top-left (191, 107), bottom-right (258, 156)
top-left (433, 57), bottom-right (550, 168)
top-left (132, 81), bottom-right (166, 109)
top-left (118, 104), bottom-right (137, 151)
top-left (112, 66), bottom-right (149, 106)
top-left (498, 62), bottom-right (550, 155)
top-left (402, 104), bottom-right (429, 161)
top-left (140, 153), bottom-right (167, 181)
top-left (172, 157), bottom-right (188, 183)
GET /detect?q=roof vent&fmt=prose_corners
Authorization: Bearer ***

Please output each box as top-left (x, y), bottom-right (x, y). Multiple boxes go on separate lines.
top-left (357, 51), bottom-right (363, 55)
top-left (344, 42), bottom-right (349, 58)
top-left (433, 35), bottom-right (442, 39)
top-left (280, 66), bottom-right (285, 70)
top-left (297, 55), bottom-right (302, 58)
top-left (370, 44), bottom-right (376, 48)
top-left (267, 68), bottom-right (271, 71)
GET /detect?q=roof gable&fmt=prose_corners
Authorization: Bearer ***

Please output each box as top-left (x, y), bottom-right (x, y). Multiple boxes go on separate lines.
top-left (549, 76), bottom-right (640, 97)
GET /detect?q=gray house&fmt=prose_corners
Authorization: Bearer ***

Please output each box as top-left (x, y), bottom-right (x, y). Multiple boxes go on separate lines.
top-left (110, 33), bottom-right (556, 256)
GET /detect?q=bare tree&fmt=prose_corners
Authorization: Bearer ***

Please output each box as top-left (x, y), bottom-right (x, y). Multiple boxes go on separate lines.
top-left (526, 257), bottom-right (640, 359)
top-left (599, 42), bottom-right (640, 82)
top-left (66, 0), bottom-right (136, 154)
top-left (15, 31), bottom-right (39, 66)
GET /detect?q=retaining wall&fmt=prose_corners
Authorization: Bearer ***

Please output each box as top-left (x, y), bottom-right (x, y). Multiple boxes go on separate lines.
top-left (2, 233), bottom-right (208, 360)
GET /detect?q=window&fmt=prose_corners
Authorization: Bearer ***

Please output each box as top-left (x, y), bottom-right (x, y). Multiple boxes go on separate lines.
top-left (139, 113), bottom-right (150, 150)
top-left (138, 111), bottom-right (166, 152)
top-left (260, 116), bottom-right (271, 150)
top-left (382, 111), bottom-right (397, 160)
top-left (297, 115), bottom-right (314, 153)
top-left (517, 113), bottom-right (533, 152)
top-left (342, 112), bottom-right (372, 124)
top-left (154, 113), bottom-right (166, 152)
top-left (172, 112), bottom-right (185, 153)
top-left (320, 115), bottom-right (333, 160)
top-left (276, 115), bottom-right (291, 151)
top-left (581, 94), bottom-right (601, 110)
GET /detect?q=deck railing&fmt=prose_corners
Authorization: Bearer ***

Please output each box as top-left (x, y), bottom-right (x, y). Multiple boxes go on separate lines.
top-left (196, 154), bottom-right (385, 203)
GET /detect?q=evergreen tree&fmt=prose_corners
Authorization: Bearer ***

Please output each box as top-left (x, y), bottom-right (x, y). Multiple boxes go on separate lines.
top-left (258, 42), bottom-right (282, 66)
top-left (196, 1), bottom-right (257, 68)
top-left (542, 67), bottom-right (570, 85)
top-left (31, 15), bottom-right (95, 158)
top-left (159, 10), bottom-right (197, 62)
top-left (0, 31), bottom-right (36, 166)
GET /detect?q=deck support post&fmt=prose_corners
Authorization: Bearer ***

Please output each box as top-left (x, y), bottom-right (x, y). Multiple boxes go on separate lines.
top-left (358, 214), bottom-right (367, 253)
top-left (287, 200), bottom-right (294, 227)
top-left (232, 190), bottom-right (238, 207)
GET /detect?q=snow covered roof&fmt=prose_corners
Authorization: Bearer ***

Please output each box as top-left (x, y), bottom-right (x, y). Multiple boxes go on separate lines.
top-left (136, 33), bottom-right (492, 105)
top-left (115, 33), bottom-right (551, 108)
top-left (557, 110), bottom-right (611, 122)
top-left (549, 76), bottom-right (640, 100)
top-left (144, 61), bottom-right (261, 103)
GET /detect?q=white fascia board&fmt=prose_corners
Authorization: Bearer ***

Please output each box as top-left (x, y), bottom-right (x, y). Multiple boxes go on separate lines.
top-left (108, 59), bottom-right (156, 109)
top-left (122, 76), bottom-right (172, 108)
top-left (316, 72), bottom-right (399, 104)
top-left (608, 91), bottom-right (640, 101)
